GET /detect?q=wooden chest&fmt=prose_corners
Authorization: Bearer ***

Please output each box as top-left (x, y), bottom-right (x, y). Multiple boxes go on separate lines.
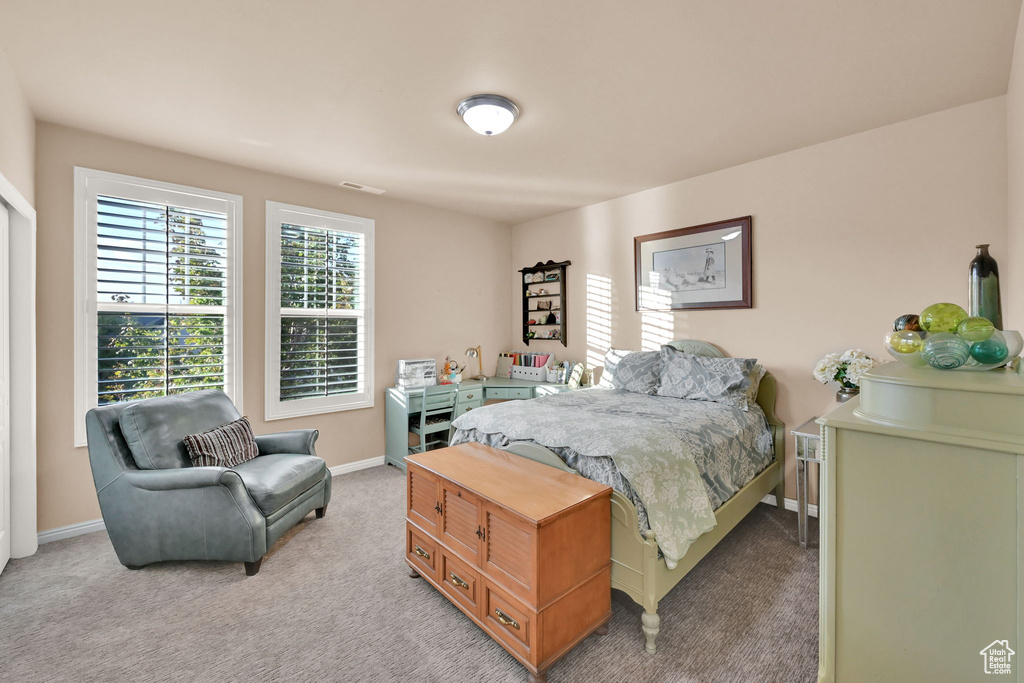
top-left (405, 443), bottom-right (612, 683)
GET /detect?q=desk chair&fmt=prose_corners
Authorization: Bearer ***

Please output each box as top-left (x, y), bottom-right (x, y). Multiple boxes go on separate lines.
top-left (407, 384), bottom-right (460, 453)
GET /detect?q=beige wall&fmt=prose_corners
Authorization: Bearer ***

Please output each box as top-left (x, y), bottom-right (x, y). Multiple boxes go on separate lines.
top-left (510, 97), bottom-right (1008, 500)
top-left (1007, 9), bottom-right (1024, 330)
top-left (0, 45), bottom-right (34, 204)
top-left (35, 122), bottom-right (511, 530)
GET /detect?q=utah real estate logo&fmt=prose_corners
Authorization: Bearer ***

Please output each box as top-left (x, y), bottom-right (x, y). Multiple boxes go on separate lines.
top-left (980, 640), bottom-right (1015, 675)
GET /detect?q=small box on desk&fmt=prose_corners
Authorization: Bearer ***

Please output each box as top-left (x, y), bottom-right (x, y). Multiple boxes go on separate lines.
top-left (510, 365), bottom-right (547, 381)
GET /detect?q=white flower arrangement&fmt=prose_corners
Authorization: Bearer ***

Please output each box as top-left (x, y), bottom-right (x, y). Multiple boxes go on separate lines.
top-left (814, 349), bottom-right (879, 389)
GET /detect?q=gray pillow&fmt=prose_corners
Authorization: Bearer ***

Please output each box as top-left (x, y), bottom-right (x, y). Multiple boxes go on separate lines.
top-left (612, 350), bottom-right (662, 395)
top-left (597, 348), bottom-right (632, 388)
top-left (657, 345), bottom-right (757, 410)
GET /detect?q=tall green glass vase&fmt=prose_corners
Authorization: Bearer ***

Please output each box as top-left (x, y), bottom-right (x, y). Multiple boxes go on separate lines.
top-left (969, 244), bottom-right (1002, 330)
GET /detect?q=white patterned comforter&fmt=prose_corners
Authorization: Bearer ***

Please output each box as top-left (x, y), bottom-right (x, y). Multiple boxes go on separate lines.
top-left (450, 388), bottom-right (774, 568)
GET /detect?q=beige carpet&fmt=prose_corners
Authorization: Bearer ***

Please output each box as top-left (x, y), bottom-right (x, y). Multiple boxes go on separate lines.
top-left (0, 466), bottom-right (818, 682)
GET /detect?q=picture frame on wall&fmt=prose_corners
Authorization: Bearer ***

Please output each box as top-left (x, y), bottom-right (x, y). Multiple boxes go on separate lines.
top-left (634, 216), bottom-right (752, 311)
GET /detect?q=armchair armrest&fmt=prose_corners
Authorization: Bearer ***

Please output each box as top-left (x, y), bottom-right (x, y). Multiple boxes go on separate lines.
top-left (254, 429), bottom-right (319, 456)
top-left (123, 467), bottom-right (229, 491)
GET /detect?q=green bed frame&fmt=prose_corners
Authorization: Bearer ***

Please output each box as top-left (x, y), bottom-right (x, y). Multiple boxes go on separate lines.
top-left (500, 340), bottom-right (786, 654)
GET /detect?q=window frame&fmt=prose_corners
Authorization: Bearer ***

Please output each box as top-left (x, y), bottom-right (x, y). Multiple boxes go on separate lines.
top-left (264, 201), bottom-right (375, 420)
top-left (74, 167), bottom-right (243, 447)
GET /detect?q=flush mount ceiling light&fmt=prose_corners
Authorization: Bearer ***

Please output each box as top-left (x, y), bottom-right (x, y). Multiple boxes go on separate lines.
top-left (457, 94), bottom-right (519, 136)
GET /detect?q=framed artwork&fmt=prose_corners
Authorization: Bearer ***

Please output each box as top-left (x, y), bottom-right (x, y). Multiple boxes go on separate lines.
top-left (634, 216), bottom-right (752, 311)
top-left (567, 362), bottom-right (585, 389)
top-left (536, 300), bottom-right (552, 310)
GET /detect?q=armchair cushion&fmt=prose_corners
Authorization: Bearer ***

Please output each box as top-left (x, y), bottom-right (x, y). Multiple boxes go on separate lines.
top-left (120, 390), bottom-right (241, 469)
top-left (230, 454), bottom-right (327, 515)
top-left (183, 417), bottom-right (259, 468)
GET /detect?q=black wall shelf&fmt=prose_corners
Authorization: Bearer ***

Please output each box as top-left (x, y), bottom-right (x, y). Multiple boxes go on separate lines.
top-left (519, 259), bottom-right (570, 347)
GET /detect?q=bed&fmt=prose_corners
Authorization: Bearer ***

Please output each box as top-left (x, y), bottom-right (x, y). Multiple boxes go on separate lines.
top-left (449, 340), bottom-right (785, 654)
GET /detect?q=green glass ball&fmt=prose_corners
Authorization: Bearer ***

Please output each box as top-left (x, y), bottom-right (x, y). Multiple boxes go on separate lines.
top-left (921, 332), bottom-right (970, 369)
top-left (956, 316), bottom-right (995, 343)
top-left (919, 303), bottom-right (968, 333)
top-left (970, 333), bottom-right (1009, 365)
top-left (888, 330), bottom-right (924, 354)
top-left (893, 314), bottom-right (922, 332)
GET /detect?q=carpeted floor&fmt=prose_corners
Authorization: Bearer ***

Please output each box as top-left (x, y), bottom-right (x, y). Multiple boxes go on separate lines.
top-left (0, 466), bottom-right (818, 682)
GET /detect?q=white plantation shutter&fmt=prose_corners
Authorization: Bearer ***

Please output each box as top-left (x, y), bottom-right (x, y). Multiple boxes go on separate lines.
top-left (75, 169), bottom-right (242, 446)
top-left (266, 203), bottom-right (374, 419)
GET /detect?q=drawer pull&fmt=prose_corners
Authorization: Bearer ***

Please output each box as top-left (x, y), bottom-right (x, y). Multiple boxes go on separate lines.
top-left (494, 609), bottom-right (520, 630)
top-left (465, 393), bottom-right (474, 399)
top-left (449, 572), bottom-right (470, 590)
top-left (465, 407), bottom-right (472, 412)
top-left (413, 545), bottom-right (431, 560)
top-left (434, 502), bottom-right (442, 514)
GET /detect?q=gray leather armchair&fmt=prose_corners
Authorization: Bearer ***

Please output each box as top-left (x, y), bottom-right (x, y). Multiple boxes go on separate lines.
top-left (85, 390), bottom-right (332, 576)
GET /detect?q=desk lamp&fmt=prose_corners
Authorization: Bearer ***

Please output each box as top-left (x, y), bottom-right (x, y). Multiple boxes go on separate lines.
top-left (465, 346), bottom-right (483, 380)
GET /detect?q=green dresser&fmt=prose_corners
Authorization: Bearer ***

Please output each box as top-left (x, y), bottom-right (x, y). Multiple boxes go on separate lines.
top-left (384, 378), bottom-right (574, 470)
top-left (818, 363), bottom-right (1024, 682)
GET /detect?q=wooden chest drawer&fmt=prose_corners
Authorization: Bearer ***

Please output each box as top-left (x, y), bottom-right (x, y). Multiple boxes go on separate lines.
top-left (404, 443), bottom-right (612, 682)
top-left (484, 582), bottom-right (536, 661)
top-left (440, 549), bottom-right (481, 617)
top-left (406, 523), bottom-right (438, 580)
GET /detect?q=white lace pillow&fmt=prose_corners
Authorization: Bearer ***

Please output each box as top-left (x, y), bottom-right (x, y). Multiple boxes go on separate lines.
top-left (657, 346), bottom-right (758, 410)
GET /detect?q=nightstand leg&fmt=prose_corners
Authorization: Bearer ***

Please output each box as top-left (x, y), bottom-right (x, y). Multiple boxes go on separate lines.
top-left (797, 458), bottom-right (808, 548)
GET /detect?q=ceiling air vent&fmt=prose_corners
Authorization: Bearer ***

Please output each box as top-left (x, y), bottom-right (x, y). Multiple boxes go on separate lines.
top-left (339, 181), bottom-right (385, 195)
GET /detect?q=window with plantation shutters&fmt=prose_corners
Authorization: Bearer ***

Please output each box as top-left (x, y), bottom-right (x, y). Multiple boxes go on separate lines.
top-left (75, 168), bottom-right (243, 446)
top-left (266, 202), bottom-right (374, 419)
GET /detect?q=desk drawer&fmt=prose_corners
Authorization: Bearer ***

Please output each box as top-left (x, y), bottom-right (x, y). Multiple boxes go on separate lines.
top-left (455, 400), bottom-right (481, 417)
top-left (458, 389), bottom-right (480, 403)
top-left (484, 388), bottom-right (509, 400)
top-left (508, 388), bottom-right (533, 400)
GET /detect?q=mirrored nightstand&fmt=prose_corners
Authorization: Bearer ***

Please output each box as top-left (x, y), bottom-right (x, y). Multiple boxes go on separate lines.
top-left (792, 417), bottom-right (821, 549)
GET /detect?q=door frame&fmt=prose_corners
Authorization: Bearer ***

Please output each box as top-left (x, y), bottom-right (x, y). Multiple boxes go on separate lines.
top-left (0, 170), bottom-right (37, 559)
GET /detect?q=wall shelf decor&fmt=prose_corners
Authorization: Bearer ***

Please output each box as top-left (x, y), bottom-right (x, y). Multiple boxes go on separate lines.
top-left (519, 260), bottom-right (570, 347)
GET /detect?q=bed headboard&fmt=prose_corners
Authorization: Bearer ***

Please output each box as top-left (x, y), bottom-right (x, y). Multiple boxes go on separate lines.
top-left (664, 339), bottom-right (784, 438)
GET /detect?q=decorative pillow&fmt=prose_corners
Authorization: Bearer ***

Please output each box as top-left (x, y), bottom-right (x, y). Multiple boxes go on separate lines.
top-left (597, 348), bottom-right (632, 388)
top-left (657, 345), bottom-right (758, 410)
top-left (745, 364), bottom-right (768, 404)
top-left (182, 417), bottom-right (259, 468)
top-left (612, 350), bottom-right (662, 395)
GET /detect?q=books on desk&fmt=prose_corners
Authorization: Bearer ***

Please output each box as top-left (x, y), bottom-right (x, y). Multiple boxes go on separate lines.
top-left (497, 351), bottom-right (554, 381)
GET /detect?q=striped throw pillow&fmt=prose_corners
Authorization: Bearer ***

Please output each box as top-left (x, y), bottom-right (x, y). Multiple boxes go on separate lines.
top-left (182, 417), bottom-right (259, 468)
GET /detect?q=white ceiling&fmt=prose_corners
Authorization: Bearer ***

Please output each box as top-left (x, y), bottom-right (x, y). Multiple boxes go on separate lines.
top-left (0, 0), bottom-right (1020, 224)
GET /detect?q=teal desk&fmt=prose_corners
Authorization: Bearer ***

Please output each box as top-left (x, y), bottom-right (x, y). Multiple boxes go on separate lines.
top-left (384, 377), bottom-right (575, 470)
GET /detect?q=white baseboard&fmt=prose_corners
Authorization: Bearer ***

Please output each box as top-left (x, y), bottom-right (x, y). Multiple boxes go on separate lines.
top-left (760, 493), bottom-right (818, 518)
top-left (328, 455), bottom-right (385, 476)
top-left (35, 469), bottom-right (805, 544)
top-left (38, 518), bottom-right (106, 544)
top-left (36, 457), bottom-right (384, 545)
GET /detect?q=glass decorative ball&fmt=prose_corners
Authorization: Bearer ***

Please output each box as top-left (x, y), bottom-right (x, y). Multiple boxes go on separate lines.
top-left (956, 316), bottom-right (995, 343)
top-left (921, 332), bottom-right (970, 369)
top-left (919, 303), bottom-right (968, 333)
top-left (893, 314), bottom-right (922, 332)
top-left (887, 330), bottom-right (924, 354)
top-left (970, 331), bottom-right (1009, 365)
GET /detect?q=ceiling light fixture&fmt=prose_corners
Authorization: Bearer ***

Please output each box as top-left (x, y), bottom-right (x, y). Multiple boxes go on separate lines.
top-left (457, 94), bottom-right (519, 136)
